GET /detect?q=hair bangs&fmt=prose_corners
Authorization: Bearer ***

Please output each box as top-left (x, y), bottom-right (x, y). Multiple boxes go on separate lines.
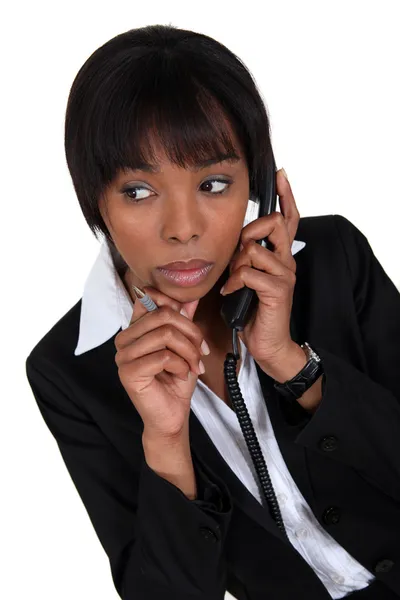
top-left (97, 59), bottom-right (242, 186)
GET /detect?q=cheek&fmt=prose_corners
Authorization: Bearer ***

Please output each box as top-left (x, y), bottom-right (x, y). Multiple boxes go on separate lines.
top-left (110, 209), bottom-right (154, 248)
top-left (218, 209), bottom-right (246, 250)
top-left (216, 198), bottom-right (244, 231)
top-left (109, 220), bottom-right (156, 271)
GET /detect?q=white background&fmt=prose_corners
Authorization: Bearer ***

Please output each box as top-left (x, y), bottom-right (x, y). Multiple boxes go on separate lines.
top-left (2, 1), bottom-right (400, 598)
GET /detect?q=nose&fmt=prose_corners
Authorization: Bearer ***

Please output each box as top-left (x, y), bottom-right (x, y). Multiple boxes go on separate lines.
top-left (161, 194), bottom-right (205, 243)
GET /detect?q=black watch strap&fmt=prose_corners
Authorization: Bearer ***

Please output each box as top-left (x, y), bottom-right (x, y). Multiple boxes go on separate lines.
top-left (273, 342), bottom-right (324, 401)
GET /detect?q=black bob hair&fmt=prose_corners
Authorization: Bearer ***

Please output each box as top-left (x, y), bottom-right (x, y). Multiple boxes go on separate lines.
top-left (64, 24), bottom-right (274, 273)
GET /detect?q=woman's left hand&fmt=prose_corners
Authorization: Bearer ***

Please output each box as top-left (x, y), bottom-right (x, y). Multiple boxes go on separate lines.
top-left (220, 168), bottom-right (301, 373)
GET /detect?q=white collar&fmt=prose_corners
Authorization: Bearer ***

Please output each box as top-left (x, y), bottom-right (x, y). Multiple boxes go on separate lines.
top-left (74, 237), bottom-right (306, 356)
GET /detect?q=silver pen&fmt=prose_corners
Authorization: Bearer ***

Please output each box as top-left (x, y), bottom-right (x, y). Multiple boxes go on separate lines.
top-left (132, 284), bottom-right (189, 318)
top-left (132, 285), bottom-right (158, 312)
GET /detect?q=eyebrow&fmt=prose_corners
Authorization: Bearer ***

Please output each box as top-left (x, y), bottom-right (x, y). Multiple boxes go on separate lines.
top-left (127, 152), bottom-right (241, 174)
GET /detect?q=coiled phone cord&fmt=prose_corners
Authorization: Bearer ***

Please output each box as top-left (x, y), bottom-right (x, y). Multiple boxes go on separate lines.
top-left (224, 327), bottom-right (288, 540)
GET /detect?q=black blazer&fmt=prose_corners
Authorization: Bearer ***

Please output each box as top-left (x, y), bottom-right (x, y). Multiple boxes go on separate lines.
top-left (25, 215), bottom-right (400, 600)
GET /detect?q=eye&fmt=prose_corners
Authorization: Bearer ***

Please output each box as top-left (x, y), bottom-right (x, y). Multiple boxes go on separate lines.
top-left (200, 178), bottom-right (231, 195)
top-left (122, 186), bottom-right (153, 203)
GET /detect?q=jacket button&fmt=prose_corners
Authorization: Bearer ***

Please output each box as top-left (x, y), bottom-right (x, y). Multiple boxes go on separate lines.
top-left (199, 526), bottom-right (218, 543)
top-left (374, 559), bottom-right (394, 573)
top-left (322, 506), bottom-right (341, 525)
top-left (319, 435), bottom-right (338, 451)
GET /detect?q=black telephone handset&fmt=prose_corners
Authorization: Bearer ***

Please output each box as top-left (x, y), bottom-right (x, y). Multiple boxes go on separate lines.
top-left (219, 156), bottom-right (288, 539)
top-left (220, 156), bottom-right (278, 333)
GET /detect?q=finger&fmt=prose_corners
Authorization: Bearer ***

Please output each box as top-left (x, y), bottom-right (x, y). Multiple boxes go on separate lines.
top-left (222, 263), bottom-right (296, 299)
top-left (116, 302), bottom-right (205, 358)
top-left (129, 285), bottom-right (182, 326)
top-left (228, 240), bottom-right (295, 283)
top-left (115, 285), bottom-right (198, 351)
top-left (115, 324), bottom-right (205, 376)
top-left (118, 350), bottom-right (193, 384)
top-left (276, 168), bottom-right (300, 245)
top-left (241, 212), bottom-right (295, 270)
top-left (125, 304), bottom-right (204, 349)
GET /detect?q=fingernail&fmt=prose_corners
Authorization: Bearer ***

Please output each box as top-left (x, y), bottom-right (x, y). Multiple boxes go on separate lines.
top-left (198, 360), bottom-right (206, 375)
top-left (200, 339), bottom-right (210, 355)
top-left (180, 307), bottom-right (189, 318)
top-left (220, 286), bottom-right (225, 295)
top-left (281, 168), bottom-right (289, 181)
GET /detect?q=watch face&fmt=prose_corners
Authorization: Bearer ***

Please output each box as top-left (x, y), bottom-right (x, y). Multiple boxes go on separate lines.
top-left (303, 343), bottom-right (321, 362)
top-left (310, 348), bottom-right (321, 362)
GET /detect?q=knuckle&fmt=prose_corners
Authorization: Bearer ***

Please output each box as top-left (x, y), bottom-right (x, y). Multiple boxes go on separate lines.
top-left (159, 306), bottom-right (174, 321)
top-left (114, 333), bottom-right (122, 350)
top-left (161, 348), bottom-right (171, 362)
top-left (162, 324), bottom-right (176, 341)
top-left (115, 347), bottom-right (129, 368)
top-left (273, 211), bottom-right (285, 226)
top-left (247, 242), bottom-right (257, 257)
top-left (284, 272), bottom-right (296, 289)
top-left (117, 362), bottom-right (130, 380)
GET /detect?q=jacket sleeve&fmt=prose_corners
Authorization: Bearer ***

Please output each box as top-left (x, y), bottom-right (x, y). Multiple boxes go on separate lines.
top-left (288, 214), bottom-right (400, 503)
top-left (25, 356), bottom-right (233, 600)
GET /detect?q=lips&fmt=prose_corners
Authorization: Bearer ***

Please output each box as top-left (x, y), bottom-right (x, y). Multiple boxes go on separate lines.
top-left (158, 259), bottom-right (213, 270)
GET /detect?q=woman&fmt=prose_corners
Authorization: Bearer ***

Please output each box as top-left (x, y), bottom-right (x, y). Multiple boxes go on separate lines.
top-left (25, 24), bottom-right (400, 600)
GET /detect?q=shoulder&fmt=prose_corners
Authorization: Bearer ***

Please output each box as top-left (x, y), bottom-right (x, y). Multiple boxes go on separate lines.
top-left (297, 213), bottom-right (366, 247)
top-left (294, 215), bottom-right (381, 318)
top-left (296, 213), bottom-right (371, 272)
top-left (25, 299), bottom-right (83, 376)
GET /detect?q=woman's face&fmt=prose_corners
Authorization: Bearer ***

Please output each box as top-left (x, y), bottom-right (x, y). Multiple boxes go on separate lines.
top-left (100, 136), bottom-right (250, 308)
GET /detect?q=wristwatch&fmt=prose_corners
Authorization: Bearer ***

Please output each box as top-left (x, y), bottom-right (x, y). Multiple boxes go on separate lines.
top-left (273, 342), bottom-right (324, 401)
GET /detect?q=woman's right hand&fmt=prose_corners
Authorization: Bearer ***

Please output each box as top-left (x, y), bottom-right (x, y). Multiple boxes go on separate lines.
top-left (114, 286), bottom-right (209, 438)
